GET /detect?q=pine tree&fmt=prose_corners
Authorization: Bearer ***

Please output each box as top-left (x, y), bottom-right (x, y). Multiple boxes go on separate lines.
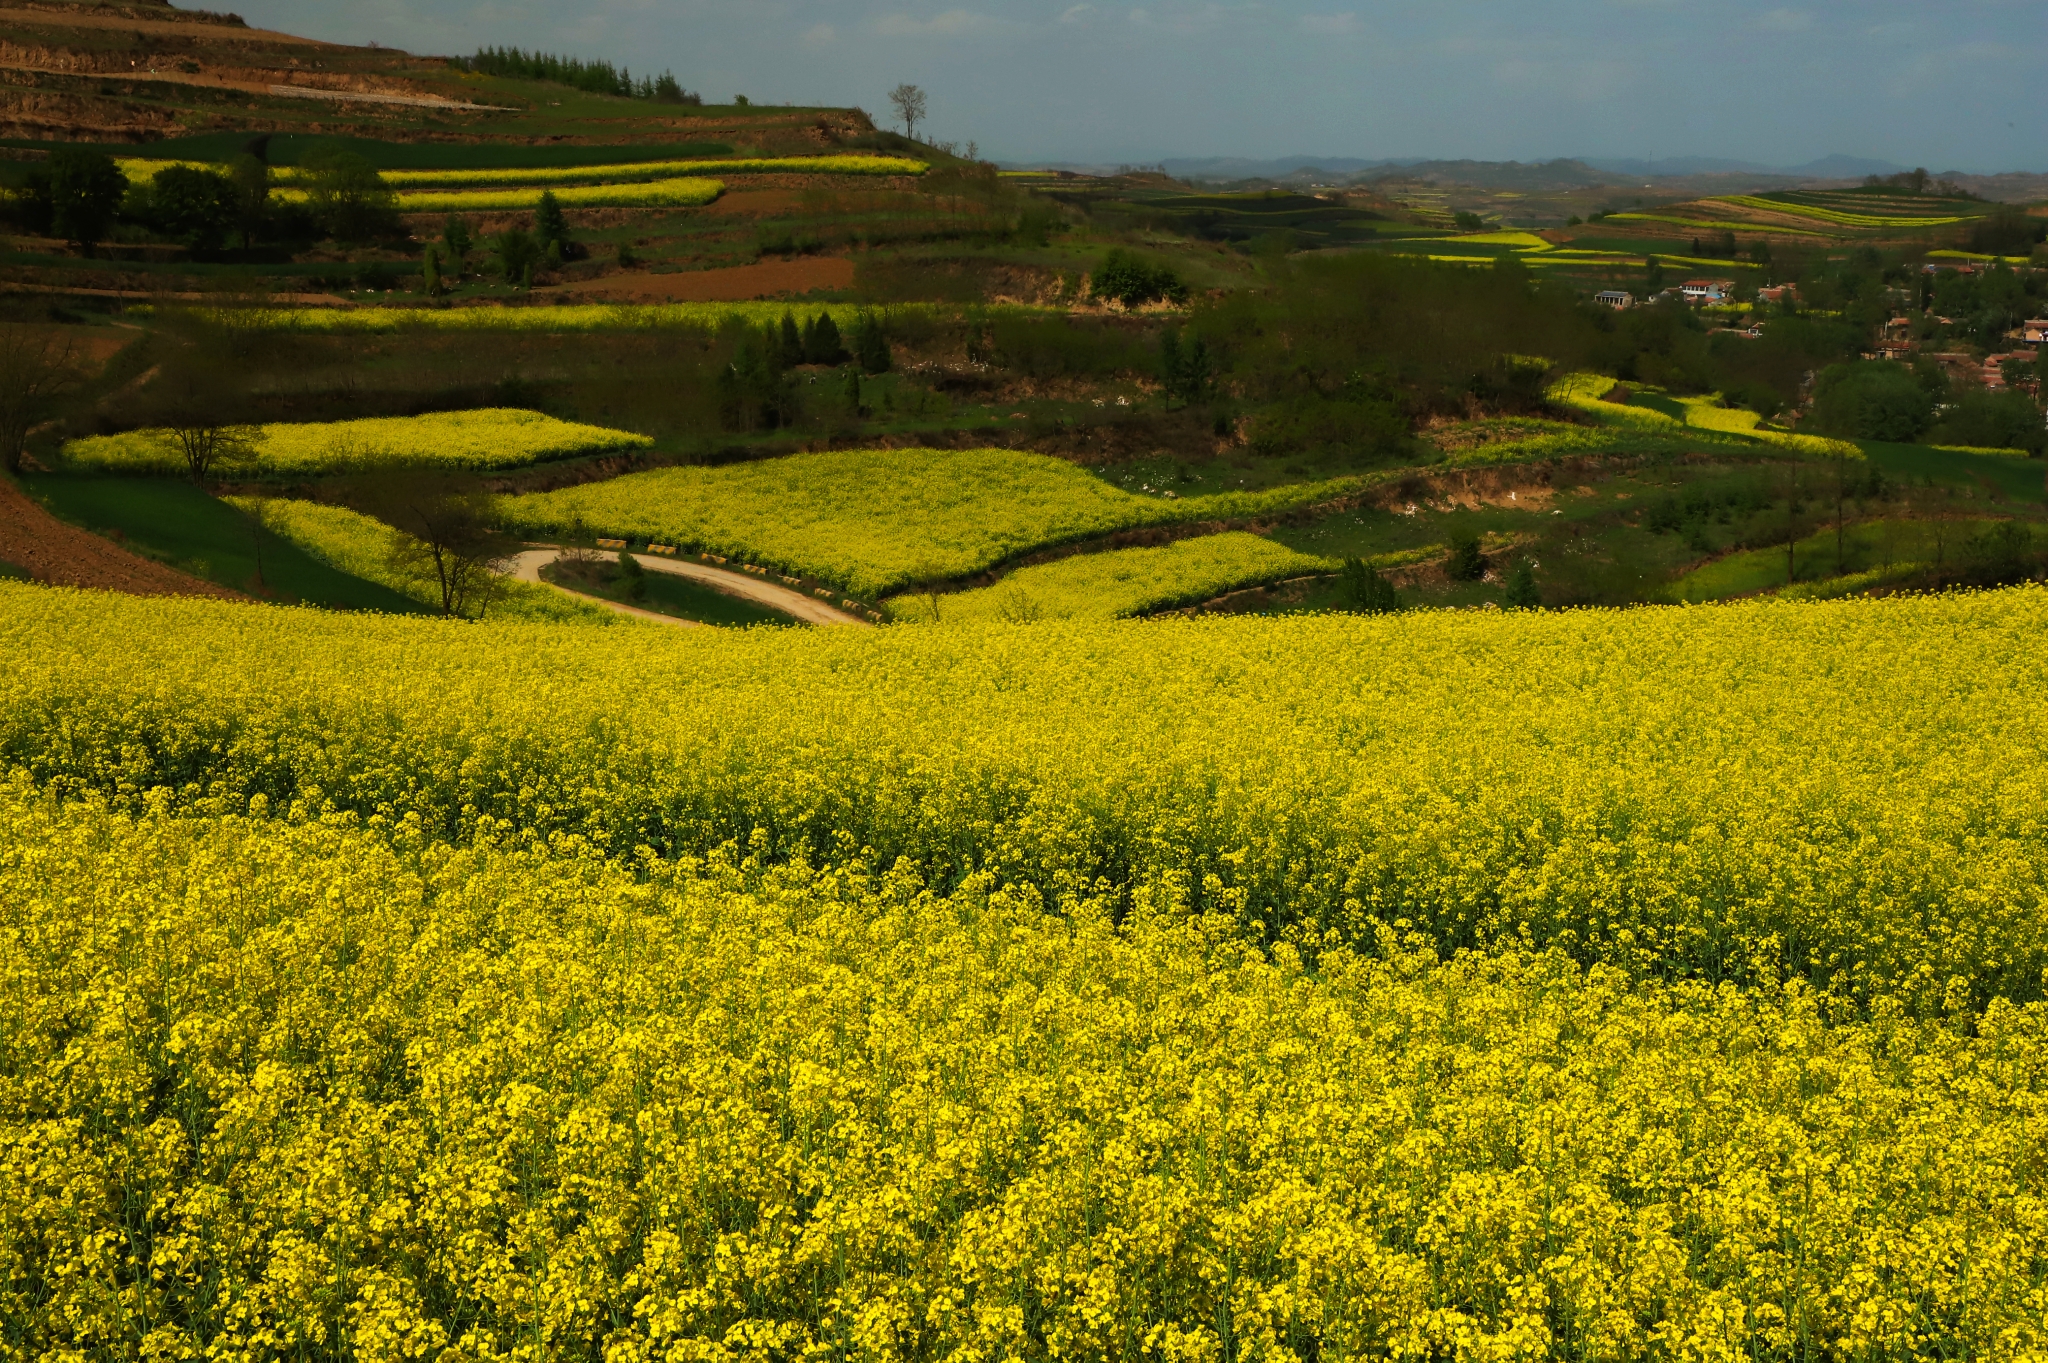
top-left (779, 314), bottom-right (805, 369)
top-left (855, 312), bottom-right (892, 374)
top-left (806, 313), bottom-right (846, 366)
top-left (422, 246), bottom-right (441, 295)
top-left (534, 191), bottom-right (568, 252)
top-left (1504, 559), bottom-right (1542, 610)
top-left (843, 366), bottom-right (864, 416)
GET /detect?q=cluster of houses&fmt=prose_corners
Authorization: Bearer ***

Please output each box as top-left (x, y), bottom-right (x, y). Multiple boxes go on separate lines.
top-left (1593, 277), bottom-right (1747, 310)
top-left (1868, 315), bottom-right (2044, 393)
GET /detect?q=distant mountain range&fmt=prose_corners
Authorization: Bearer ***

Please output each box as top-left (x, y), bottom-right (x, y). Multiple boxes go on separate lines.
top-left (1010, 153), bottom-right (1920, 186)
top-left (1580, 154), bottom-right (1909, 179)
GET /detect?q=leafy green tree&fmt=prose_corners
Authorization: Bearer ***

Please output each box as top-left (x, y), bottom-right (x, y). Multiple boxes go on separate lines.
top-left (1930, 388), bottom-right (2047, 455)
top-left (1452, 211), bottom-right (1483, 232)
top-left (1807, 362), bottom-right (1936, 442)
top-left (490, 227), bottom-right (540, 283)
top-left (1340, 558), bottom-right (1401, 614)
top-left (149, 165), bottom-right (239, 254)
top-left (1503, 559), bottom-right (1541, 609)
top-left (40, 149), bottom-right (127, 255)
top-left (718, 329), bottom-right (796, 432)
top-left (301, 148), bottom-right (397, 243)
top-left (842, 365), bottom-right (865, 416)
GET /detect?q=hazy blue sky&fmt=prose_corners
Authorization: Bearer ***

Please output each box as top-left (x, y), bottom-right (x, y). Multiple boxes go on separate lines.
top-left (233, 1), bottom-right (2045, 170)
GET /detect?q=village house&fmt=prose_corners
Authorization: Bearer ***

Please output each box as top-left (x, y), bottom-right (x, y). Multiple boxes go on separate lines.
top-left (2024, 319), bottom-right (2048, 347)
top-left (1982, 353), bottom-right (2035, 389)
top-left (1593, 290), bottom-right (1634, 309)
top-left (1757, 284), bottom-right (1800, 305)
top-left (1680, 278), bottom-right (1737, 303)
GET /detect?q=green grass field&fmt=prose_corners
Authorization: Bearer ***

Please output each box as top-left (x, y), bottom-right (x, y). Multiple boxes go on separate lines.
top-left (1859, 441), bottom-right (2048, 504)
top-left (1660, 517), bottom-right (2003, 602)
top-left (28, 478), bottom-right (426, 612)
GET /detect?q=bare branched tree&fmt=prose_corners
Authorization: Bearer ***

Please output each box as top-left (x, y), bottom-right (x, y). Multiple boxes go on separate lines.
top-left (0, 326), bottom-right (81, 475)
top-left (129, 355), bottom-right (260, 484)
top-left (159, 420), bottom-right (259, 485)
top-left (356, 472), bottom-right (517, 618)
top-left (888, 84), bottom-right (927, 141)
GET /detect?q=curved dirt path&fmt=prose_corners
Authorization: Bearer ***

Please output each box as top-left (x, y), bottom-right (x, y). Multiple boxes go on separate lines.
top-left (507, 548), bottom-right (870, 628)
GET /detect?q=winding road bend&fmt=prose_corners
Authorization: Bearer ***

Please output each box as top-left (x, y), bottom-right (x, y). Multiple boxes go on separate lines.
top-left (507, 548), bottom-right (871, 628)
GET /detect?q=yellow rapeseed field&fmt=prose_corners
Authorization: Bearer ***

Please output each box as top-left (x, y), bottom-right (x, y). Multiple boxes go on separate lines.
top-left (499, 448), bottom-right (1375, 597)
top-left (5, 582), bottom-right (2046, 1008)
top-left (62, 408), bottom-right (651, 477)
top-left (915, 532), bottom-right (1333, 622)
top-left (1, 776), bottom-right (2044, 1360)
top-left (5, 584), bottom-right (2048, 1358)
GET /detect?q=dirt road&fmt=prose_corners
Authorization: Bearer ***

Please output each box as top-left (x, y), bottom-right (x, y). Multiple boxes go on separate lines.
top-left (507, 547), bottom-right (871, 627)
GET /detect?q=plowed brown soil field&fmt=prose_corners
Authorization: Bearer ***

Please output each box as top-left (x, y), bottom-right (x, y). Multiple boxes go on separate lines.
top-left (0, 480), bottom-right (242, 599)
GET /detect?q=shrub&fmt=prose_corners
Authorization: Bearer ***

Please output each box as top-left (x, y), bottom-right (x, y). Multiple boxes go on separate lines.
top-left (1092, 248), bottom-right (1188, 309)
top-left (1445, 534), bottom-right (1487, 581)
top-left (1341, 556), bottom-right (1401, 613)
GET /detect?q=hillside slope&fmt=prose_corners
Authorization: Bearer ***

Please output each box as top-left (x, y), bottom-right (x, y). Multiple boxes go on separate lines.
top-left (0, 1), bottom-right (870, 150)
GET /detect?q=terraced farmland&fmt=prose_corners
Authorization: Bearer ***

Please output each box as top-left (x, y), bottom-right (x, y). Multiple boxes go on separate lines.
top-left (1605, 187), bottom-right (1997, 243)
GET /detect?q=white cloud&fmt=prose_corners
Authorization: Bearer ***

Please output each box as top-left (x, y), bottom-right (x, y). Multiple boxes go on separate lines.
top-left (799, 22), bottom-right (837, 49)
top-left (1299, 12), bottom-right (1361, 36)
top-left (1058, 3), bottom-right (1095, 21)
top-left (872, 9), bottom-right (1000, 37)
top-left (1757, 9), bottom-right (1813, 32)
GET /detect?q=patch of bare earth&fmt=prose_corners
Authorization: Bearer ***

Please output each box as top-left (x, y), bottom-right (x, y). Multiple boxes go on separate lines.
top-left (0, 480), bottom-right (242, 599)
top-left (701, 190), bottom-right (804, 218)
top-left (541, 255), bottom-right (854, 303)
